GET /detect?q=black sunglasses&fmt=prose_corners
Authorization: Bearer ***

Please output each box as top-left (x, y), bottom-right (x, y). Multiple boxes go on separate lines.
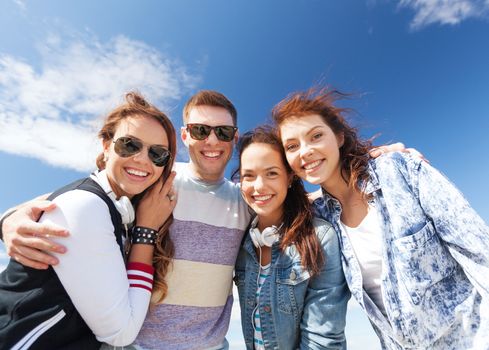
top-left (186, 123), bottom-right (237, 142)
top-left (113, 136), bottom-right (171, 167)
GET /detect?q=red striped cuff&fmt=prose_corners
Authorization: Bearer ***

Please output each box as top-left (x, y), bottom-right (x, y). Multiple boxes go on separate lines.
top-left (127, 262), bottom-right (154, 293)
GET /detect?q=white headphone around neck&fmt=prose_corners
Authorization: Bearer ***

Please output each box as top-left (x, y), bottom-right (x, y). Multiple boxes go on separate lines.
top-left (90, 171), bottom-right (135, 225)
top-left (249, 216), bottom-right (283, 248)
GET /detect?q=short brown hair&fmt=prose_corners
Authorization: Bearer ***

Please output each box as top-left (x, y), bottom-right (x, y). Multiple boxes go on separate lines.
top-left (183, 90), bottom-right (237, 126)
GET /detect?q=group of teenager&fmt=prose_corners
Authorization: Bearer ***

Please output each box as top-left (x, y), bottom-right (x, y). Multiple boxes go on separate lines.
top-left (0, 87), bottom-right (488, 350)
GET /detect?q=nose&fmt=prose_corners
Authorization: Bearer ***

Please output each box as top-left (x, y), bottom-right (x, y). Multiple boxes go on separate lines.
top-left (299, 142), bottom-right (313, 159)
top-left (204, 129), bottom-right (219, 145)
top-left (254, 175), bottom-right (266, 191)
top-left (131, 146), bottom-right (151, 164)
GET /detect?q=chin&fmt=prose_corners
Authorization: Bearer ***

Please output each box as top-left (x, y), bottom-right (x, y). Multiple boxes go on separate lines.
top-left (251, 207), bottom-right (266, 217)
top-left (121, 185), bottom-right (146, 198)
top-left (304, 177), bottom-right (322, 185)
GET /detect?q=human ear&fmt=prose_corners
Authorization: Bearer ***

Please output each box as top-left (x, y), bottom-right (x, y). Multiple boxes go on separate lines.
top-left (180, 126), bottom-right (189, 147)
top-left (287, 174), bottom-right (295, 188)
top-left (102, 139), bottom-right (112, 155)
top-left (336, 132), bottom-right (345, 148)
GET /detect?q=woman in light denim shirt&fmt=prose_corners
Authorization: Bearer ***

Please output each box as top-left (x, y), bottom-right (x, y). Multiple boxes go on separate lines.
top-left (233, 126), bottom-right (349, 350)
top-left (272, 87), bottom-right (489, 349)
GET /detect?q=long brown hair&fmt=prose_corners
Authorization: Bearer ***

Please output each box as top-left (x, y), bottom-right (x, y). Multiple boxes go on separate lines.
top-left (233, 125), bottom-right (324, 276)
top-left (96, 91), bottom-right (176, 303)
top-left (272, 87), bottom-right (372, 192)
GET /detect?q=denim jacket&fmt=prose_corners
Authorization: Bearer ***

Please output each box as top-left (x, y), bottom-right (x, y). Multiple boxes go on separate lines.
top-left (314, 152), bottom-right (489, 349)
top-left (234, 217), bottom-right (350, 350)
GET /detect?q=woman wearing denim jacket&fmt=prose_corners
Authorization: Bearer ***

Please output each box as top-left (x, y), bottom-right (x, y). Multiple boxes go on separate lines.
top-left (272, 87), bottom-right (489, 349)
top-left (233, 126), bottom-right (349, 350)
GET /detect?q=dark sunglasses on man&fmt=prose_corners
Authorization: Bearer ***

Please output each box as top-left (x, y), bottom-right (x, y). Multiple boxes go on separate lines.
top-left (186, 123), bottom-right (237, 142)
top-left (113, 136), bottom-right (171, 167)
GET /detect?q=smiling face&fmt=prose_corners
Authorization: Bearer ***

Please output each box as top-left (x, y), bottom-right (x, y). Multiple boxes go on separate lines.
top-left (279, 114), bottom-right (344, 189)
top-left (103, 115), bottom-right (168, 198)
top-left (181, 105), bottom-right (237, 182)
top-left (240, 142), bottom-right (291, 229)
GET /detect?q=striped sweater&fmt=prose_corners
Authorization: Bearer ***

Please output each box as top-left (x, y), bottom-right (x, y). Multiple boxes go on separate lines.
top-left (133, 163), bottom-right (251, 350)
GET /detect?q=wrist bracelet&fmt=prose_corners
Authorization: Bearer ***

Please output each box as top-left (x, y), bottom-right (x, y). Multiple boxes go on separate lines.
top-left (0, 209), bottom-right (17, 241)
top-left (131, 226), bottom-right (159, 245)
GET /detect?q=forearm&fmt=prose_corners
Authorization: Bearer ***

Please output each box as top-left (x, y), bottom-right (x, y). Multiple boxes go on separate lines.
top-left (417, 161), bottom-right (489, 295)
top-left (300, 224), bottom-right (349, 349)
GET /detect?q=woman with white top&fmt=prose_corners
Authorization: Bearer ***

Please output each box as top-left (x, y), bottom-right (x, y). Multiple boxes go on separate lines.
top-left (0, 92), bottom-right (177, 349)
top-left (272, 87), bottom-right (489, 349)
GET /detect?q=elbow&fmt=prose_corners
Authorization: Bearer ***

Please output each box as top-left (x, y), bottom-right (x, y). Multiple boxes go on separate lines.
top-left (97, 328), bottom-right (140, 347)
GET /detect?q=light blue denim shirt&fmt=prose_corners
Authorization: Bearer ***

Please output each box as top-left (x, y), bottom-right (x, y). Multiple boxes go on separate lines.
top-left (234, 217), bottom-right (350, 350)
top-left (314, 152), bottom-right (489, 349)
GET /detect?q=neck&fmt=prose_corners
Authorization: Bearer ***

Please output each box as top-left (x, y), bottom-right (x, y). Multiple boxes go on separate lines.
top-left (320, 171), bottom-right (357, 207)
top-left (188, 161), bottom-right (224, 183)
top-left (321, 170), bottom-right (368, 226)
top-left (256, 208), bottom-right (283, 232)
top-left (99, 170), bottom-right (133, 200)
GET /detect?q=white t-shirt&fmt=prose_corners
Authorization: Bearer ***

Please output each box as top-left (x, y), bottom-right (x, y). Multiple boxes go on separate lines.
top-left (340, 205), bottom-right (386, 315)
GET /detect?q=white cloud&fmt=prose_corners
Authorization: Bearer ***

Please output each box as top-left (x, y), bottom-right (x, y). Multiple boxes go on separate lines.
top-left (13, 0), bottom-right (26, 11)
top-left (398, 0), bottom-right (489, 29)
top-left (0, 34), bottom-right (199, 172)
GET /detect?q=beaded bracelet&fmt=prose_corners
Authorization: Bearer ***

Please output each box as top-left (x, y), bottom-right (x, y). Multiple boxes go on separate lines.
top-left (131, 226), bottom-right (159, 245)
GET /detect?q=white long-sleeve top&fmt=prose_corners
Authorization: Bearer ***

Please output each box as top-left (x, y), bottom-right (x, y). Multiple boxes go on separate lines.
top-left (41, 188), bottom-right (154, 346)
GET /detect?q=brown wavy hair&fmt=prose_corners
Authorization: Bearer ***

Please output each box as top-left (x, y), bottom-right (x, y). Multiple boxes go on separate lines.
top-left (233, 125), bottom-right (324, 276)
top-left (272, 87), bottom-right (372, 193)
top-left (96, 91), bottom-right (176, 303)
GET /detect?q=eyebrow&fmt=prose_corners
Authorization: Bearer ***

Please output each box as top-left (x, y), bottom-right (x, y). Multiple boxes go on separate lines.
top-left (122, 134), bottom-right (166, 147)
top-left (241, 165), bottom-right (282, 172)
top-left (282, 125), bottom-right (324, 143)
top-left (265, 166), bottom-right (281, 171)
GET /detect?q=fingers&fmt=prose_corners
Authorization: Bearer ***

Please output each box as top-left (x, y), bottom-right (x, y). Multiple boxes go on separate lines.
top-left (9, 243), bottom-right (60, 269)
top-left (136, 172), bottom-right (177, 229)
top-left (370, 142), bottom-right (406, 159)
top-left (402, 147), bottom-right (429, 163)
top-left (390, 142), bottom-right (405, 151)
top-left (16, 221), bottom-right (69, 239)
top-left (160, 171), bottom-right (177, 196)
top-left (27, 200), bottom-right (58, 220)
top-left (9, 232), bottom-right (66, 254)
top-left (369, 148), bottom-right (383, 158)
top-left (30, 200), bottom-right (57, 212)
top-left (10, 252), bottom-right (51, 270)
top-left (370, 144), bottom-right (429, 163)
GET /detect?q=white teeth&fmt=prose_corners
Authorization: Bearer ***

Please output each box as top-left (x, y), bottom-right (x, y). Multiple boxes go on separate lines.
top-left (126, 168), bottom-right (148, 177)
top-left (303, 160), bottom-right (322, 170)
top-left (254, 194), bottom-right (272, 201)
top-left (203, 151), bottom-right (220, 158)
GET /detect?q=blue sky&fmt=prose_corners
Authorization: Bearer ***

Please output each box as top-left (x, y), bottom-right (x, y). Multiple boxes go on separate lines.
top-left (1, 1), bottom-right (488, 348)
